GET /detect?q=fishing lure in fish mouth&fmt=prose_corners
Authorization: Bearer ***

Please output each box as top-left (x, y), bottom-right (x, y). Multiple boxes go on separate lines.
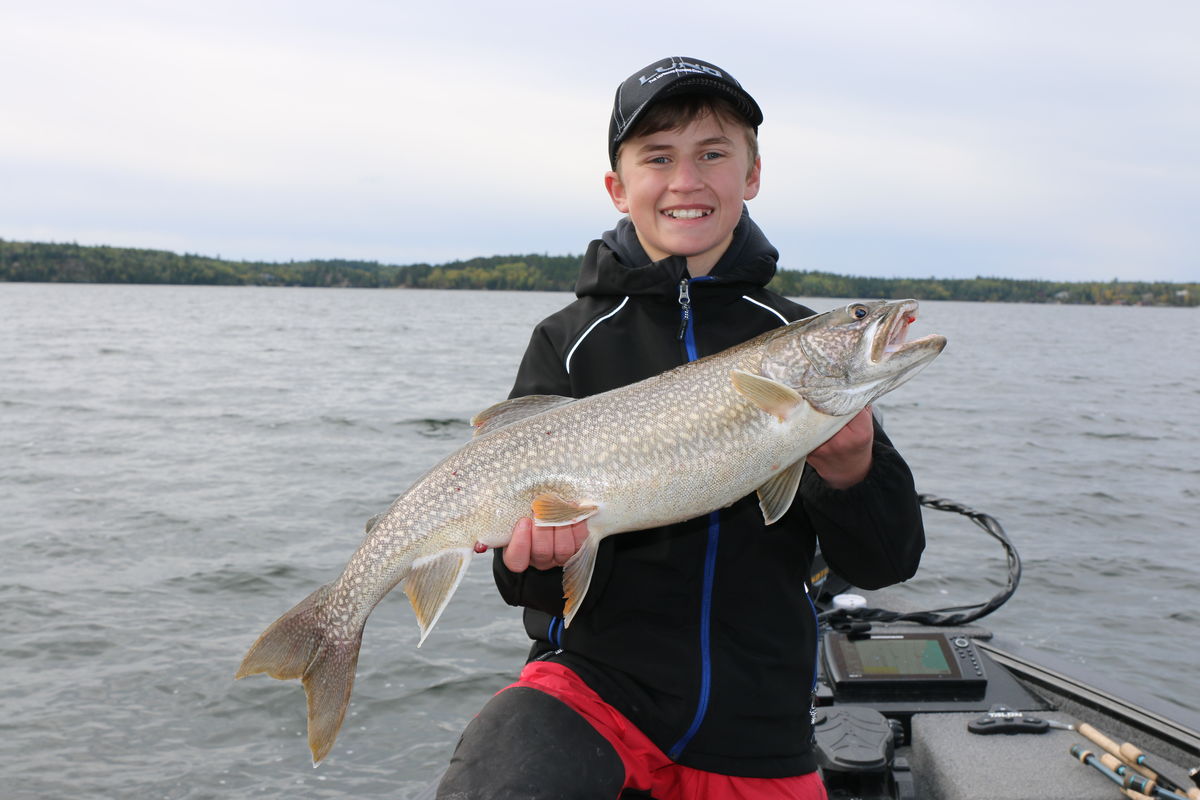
top-left (236, 298), bottom-right (946, 765)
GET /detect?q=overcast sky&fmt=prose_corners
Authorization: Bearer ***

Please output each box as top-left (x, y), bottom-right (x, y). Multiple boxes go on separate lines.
top-left (3, 1), bottom-right (1197, 281)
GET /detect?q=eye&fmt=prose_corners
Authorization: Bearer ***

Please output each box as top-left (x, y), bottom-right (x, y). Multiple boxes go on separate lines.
top-left (849, 304), bottom-right (869, 320)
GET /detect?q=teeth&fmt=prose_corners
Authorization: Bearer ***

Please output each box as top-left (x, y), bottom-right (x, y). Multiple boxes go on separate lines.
top-left (883, 315), bottom-right (910, 354)
top-left (664, 209), bottom-right (710, 219)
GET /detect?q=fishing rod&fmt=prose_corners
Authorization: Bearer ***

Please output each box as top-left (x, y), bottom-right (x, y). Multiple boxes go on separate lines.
top-left (1118, 742), bottom-right (1200, 800)
top-left (1072, 745), bottom-right (1192, 800)
top-left (1075, 723), bottom-right (1200, 800)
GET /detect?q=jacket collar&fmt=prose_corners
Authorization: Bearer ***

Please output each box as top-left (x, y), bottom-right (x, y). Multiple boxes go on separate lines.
top-left (576, 208), bottom-right (779, 299)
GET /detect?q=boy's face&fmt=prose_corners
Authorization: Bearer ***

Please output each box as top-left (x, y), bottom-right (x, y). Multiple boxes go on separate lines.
top-left (605, 112), bottom-right (761, 277)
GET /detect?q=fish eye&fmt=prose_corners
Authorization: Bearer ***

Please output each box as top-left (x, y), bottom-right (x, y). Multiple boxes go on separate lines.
top-left (848, 304), bottom-right (869, 320)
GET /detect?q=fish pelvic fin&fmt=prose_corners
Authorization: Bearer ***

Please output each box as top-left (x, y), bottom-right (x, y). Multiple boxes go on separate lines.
top-left (561, 531), bottom-right (602, 627)
top-left (531, 493), bottom-right (599, 526)
top-left (757, 459), bottom-right (806, 524)
top-left (235, 583), bottom-right (362, 766)
top-left (729, 369), bottom-right (803, 422)
top-left (471, 395), bottom-right (574, 437)
top-left (403, 548), bottom-right (473, 646)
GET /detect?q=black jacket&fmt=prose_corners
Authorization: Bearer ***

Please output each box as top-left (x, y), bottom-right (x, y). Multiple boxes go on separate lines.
top-left (493, 212), bottom-right (925, 777)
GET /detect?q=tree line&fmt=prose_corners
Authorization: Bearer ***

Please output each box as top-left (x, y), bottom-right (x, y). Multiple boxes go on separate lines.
top-left (1, 238), bottom-right (1194, 306)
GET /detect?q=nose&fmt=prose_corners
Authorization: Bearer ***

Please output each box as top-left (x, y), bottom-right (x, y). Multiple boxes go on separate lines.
top-left (668, 159), bottom-right (704, 192)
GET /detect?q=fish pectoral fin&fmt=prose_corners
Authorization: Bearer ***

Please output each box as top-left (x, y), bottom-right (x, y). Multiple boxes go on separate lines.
top-left (403, 548), bottom-right (473, 646)
top-left (729, 369), bottom-right (803, 422)
top-left (757, 459), bottom-right (806, 525)
top-left (471, 395), bottom-right (575, 437)
top-left (561, 532), bottom-right (601, 627)
top-left (531, 493), bottom-right (599, 526)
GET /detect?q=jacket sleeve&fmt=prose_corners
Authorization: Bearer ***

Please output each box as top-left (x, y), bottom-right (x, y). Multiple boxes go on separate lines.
top-left (798, 420), bottom-right (925, 589)
top-left (490, 322), bottom-right (573, 615)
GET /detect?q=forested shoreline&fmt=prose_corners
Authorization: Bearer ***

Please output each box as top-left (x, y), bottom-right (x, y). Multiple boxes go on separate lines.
top-left (1, 239), bottom-right (1194, 306)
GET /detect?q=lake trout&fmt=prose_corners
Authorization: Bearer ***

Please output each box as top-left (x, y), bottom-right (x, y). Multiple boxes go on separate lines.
top-left (236, 298), bottom-right (945, 764)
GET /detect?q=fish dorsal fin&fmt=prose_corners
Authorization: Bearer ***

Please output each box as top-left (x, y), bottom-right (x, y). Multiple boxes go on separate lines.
top-left (403, 548), bottom-right (473, 646)
top-left (561, 531), bottom-right (601, 627)
top-left (729, 369), bottom-right (803, 422)
top-left (757, 460), bottom-right (806, 525)
top-left (471, 395), bottom-right (575, 437)
top-left (531, 493), bottom-right (599, 526)
top-left (363, 512), bottom-right (382, 534)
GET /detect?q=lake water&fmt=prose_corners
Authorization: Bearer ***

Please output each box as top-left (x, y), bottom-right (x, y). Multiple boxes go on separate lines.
top-left (1, 283), bottom-right (1197, 799)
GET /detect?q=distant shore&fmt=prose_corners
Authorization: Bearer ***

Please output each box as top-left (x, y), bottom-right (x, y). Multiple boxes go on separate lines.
top-left (1, 238), bottom-right (1194, 306)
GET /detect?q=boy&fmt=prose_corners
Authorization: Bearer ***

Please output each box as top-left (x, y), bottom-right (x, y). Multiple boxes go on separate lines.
top-left (437, 56), bottom-right (925, 799)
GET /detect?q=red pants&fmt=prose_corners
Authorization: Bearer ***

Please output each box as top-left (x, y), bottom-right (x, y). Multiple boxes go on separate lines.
top-left (510, 661), bottom-right (827, 800)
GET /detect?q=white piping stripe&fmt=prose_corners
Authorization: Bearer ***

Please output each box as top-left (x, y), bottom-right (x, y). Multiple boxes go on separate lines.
top-left (565, 296), bottom-right (630, 374)
top-left (740, 295), bottom-right (791, 325)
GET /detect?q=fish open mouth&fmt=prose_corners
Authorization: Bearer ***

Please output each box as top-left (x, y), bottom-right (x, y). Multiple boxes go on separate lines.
top-left (872, 300), bottom-right (934, 363)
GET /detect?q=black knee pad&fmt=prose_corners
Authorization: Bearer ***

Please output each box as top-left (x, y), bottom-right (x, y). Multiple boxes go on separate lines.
top-left (437, 686), bottom-right (626, 799)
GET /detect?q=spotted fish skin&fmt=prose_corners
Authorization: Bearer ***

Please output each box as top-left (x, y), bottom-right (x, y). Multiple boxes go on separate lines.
top-left (235, 299), bottom-right (945, 764)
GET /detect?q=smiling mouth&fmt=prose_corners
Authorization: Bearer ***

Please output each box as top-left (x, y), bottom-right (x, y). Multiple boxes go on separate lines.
top-left (662, 209), bottom-right (711, 219)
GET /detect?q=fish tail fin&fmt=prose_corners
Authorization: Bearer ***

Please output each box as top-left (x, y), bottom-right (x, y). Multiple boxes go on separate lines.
top-left (561, 532), bottom-right (601, 627)
top-left (235, 583), bottom-right (362, 765)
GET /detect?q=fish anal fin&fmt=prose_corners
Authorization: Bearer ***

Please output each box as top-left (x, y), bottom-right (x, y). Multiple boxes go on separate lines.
top-left (561, 533), bottom-right (601, 627)
top-left (471, 395), bottom-right (575, 437)
top-left (757, 459), bottom-right (806, 525)
top-left (403, 548), bottom-right (473, 646)
top-left (729, 369), bottom-right (803, 422)
top-left (531, 493), bottom-right (599, 526)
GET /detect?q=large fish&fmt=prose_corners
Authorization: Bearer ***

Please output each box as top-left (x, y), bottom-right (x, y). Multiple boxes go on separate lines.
top-left (236, 298), bottom-right (945, 763)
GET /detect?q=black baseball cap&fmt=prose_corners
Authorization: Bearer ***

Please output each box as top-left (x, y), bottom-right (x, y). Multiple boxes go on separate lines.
top-left (608, 56), bottom-right (763, 168)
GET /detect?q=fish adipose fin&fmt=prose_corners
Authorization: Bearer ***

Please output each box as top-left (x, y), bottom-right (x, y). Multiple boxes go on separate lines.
top-left (471, 395), bottom-right (574, 437)
top-left (404, 548), bottom-right (474, 646)
top-left (235, 583), bottom-right (362, 766)
top-left (561, 531), bottom-right (601, 627)
top-left (729, 369), bottom-right (803, 421)
top-left (531, 493), bottom-right (599, 526)
top-left (757, 460), bottom-right (806, 524)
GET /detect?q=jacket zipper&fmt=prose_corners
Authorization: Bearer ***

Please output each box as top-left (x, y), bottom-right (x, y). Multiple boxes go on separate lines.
top-left (668, 275), bottom-right (717, 759)
top-left (676, 279), bottom-right (692, 345)
top-left (677, 277), bottom-right (710, 360)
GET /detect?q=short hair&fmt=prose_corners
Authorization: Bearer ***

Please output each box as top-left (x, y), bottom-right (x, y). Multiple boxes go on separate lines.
top-left (614, 94), bottom-right (759, 173)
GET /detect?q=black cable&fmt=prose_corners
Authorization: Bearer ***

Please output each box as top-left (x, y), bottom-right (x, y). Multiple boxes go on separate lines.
top-left (818, 494), bottom-right (1022, 628)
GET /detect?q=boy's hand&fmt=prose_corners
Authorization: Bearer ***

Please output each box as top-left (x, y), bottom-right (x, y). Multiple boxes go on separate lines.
top-left (503, 517), bottom-right (589, 572)
top-left (806, 406), bottom-right (874, 489)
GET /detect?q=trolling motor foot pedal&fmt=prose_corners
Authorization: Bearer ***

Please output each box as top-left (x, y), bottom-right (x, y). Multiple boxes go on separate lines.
top-left (815, 707), bottom-right (913, 800)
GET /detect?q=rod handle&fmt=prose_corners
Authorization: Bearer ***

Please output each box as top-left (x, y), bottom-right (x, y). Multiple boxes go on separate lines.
top-left (1118, 739), bottom-right (1200, 798)
top-left (1120, 742), bottom-right (1161, 781)
top-left (1100, 754), bottom-right (1159, 795)
top-left (1078, 722), bottom-right (1122, 757)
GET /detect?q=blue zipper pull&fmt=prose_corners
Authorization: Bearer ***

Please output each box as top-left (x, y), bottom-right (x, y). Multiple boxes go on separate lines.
top-left (677, 279), bottom-right (691, 341)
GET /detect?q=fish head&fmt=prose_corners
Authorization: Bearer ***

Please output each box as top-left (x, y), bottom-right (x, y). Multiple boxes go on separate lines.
top-left (761, 299), bottom-right (946, 417)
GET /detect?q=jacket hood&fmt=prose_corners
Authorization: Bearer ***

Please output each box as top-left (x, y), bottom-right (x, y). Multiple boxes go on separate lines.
top-left (575, 208), bottom-right (779, 299)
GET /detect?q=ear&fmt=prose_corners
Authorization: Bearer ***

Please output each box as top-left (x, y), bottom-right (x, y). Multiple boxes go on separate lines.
top-left (605, 170), bottom-right (630, 213)
top-left (744, 156), bottom-right (762, 202)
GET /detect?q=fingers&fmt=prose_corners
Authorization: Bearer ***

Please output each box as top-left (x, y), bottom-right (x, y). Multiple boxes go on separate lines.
top-left (503, 517), bottom-right (533, 572)
top-left (808, 407), bottom-right (874, 489)
top-left (502, 517), bottom-right (589, 573)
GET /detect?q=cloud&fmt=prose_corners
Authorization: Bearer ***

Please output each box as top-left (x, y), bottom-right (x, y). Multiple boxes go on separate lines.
top-left (2, 1), bottom-right (1197, 281)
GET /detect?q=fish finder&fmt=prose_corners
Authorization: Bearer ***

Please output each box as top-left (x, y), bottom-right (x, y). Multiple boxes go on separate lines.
top-left (822, 630), bottom-right (987, 699)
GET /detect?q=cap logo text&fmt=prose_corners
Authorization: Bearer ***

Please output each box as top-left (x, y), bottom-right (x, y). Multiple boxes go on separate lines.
top-left (638, 60), bottom-right (723, 85)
